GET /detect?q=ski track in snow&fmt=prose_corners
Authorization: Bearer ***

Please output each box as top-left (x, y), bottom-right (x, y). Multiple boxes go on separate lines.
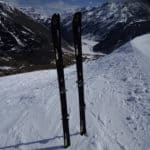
top-left (0, 34), bottom-right (150, 150)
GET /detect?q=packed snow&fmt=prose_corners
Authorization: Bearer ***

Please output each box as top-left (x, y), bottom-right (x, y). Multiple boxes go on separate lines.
top-left (0, 34), bottom-right (150, 150)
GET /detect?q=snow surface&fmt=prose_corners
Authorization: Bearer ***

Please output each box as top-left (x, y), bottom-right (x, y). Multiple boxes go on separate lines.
top-left (0, 66), bottom-right (14, 70)
top-left (82, 39), bottom-right (102, 55)
top-left (0, 34), bottom-right (150, 150)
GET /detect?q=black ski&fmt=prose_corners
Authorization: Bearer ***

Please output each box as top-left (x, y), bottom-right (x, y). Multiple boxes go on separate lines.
top-left (51, 13), bottom-right (71, 148)
top-left (72, 12), bottom-right (87, 135)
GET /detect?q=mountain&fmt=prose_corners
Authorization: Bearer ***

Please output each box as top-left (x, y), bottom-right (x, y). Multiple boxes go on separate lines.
top-left (0, 2), bottom-right (74, 76)
top-left (20, 7), bottom-right (52, 27)
top-left (62, 0), bottom-right (150, 54)
top-left (0, 1), bottom-right (53, 64)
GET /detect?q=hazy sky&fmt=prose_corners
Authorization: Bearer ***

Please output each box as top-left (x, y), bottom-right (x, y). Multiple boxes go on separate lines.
top-left (5, 0), bottom-right (105, 8)
top-left (3, 0), bottom-right (106, 14)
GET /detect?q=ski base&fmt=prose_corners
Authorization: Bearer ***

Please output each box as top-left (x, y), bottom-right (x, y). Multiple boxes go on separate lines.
top-left (72, 12), bottom-right (87, 136)
top-left (51, 13), bottom-right (71, 148)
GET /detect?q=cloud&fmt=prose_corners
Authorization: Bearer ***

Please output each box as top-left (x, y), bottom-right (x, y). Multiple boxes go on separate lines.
top-left (1, 0), bottom-right (18, 5)
top-left (2, 0), bottom-right (79, 12)
top-left (47, 0), bottom-right (78, 11)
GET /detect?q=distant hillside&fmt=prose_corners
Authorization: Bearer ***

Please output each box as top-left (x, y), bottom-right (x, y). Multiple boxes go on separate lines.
top-left (62, 0), bottom-right (150, 54)
top-left (0, 1), bottom-right (54, 64)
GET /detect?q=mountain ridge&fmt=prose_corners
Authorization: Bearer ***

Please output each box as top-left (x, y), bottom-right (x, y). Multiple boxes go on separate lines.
top-left (62, 0), bottom-right (150, 53)
top-left (0, 1), bottom-right (52, 61)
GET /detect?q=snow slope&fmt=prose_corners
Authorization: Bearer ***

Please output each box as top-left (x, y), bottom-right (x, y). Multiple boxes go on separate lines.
top-left (0, 34), bottom-right (150, 150)
top-left (82, 39), bottom-right (101, 55)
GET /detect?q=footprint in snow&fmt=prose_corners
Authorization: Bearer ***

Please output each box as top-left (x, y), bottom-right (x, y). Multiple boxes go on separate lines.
top-left (121, 77), bottom-right (128, 82)
top-left (126, 96), bottom-right (137, 102)
top-left (126, 116), bottom-right (138, 132)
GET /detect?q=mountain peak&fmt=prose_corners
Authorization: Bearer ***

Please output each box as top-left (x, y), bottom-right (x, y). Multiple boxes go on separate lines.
top-left (62, 0), bottom-right (150, 54)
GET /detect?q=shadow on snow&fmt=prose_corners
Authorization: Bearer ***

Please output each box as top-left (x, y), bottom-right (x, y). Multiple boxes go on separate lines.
top-left (0, 133), bottom-right (79, 150)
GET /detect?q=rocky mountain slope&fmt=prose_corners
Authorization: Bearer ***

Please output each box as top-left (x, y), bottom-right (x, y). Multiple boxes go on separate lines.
top-left (0, 1), bottom-right (52, 63)
top-left (0, 1), bottom-right (74, 76)
top-left (20, 7), bottom-right (51, 27)
top-left (62, 0), bottom-right (150, 54)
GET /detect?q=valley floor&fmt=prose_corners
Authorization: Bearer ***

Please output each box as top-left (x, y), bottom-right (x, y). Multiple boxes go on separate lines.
top-left (0, 34), bottom-right (150, 150)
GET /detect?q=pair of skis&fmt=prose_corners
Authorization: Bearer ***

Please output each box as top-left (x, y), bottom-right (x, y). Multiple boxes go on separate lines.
top-left (51, 12), bottom-right (86, 148)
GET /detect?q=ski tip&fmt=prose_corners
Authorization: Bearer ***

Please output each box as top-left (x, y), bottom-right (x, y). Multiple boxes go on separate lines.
top-left (52, 13), bottom-right (60, 18)
top-left (74, 12), bottom-right (82, 18)
top-left (51, 13), bottom-right (60, 27)
top-left (72, 11), bottom-right (82, 32)
top-left (73, 12), bottom-right (82, 23)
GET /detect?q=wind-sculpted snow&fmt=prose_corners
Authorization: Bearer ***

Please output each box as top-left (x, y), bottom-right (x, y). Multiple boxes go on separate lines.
top-left (0, 34), bottom-right (150, 150)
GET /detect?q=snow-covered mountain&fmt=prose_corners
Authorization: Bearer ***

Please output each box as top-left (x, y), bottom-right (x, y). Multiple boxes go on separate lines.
top-left (0, 33), bottom-right (150, 150)
top-left (20, 7), bottom-right (52, 27)
top-left (62, 0), bottom-right (150, 53)
top-left (0, 1), bottom-right (52, 63)
top-left (0, 2), bottom-right (75, 76)
top-left (20, 7), bottom-right (73, 28)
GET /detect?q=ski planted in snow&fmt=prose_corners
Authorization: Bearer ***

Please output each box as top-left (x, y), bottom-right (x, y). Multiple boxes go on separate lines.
top-left (72, 12), bottom-right (87, 135)
top-left (51, 13), bottom-right (71, 148)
